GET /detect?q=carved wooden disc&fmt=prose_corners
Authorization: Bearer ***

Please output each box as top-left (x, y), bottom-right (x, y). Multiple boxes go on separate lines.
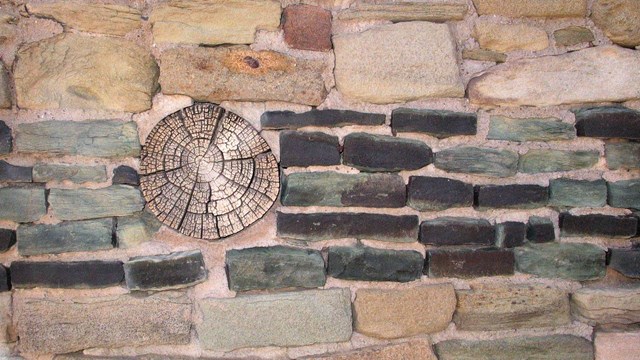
top-left (139, 103), bottom-right (280, 240)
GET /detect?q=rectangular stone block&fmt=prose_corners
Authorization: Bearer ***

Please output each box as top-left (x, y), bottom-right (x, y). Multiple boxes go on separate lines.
top-left (0, 186), bottom-right (46, 223)
top-left (279, 131), bottom-right (340, 167)
top-left (0, 161), bottom-right (32, 182)
top-left (550, 178), bottom-right (607, 208)
top-left (0, 120), bottom-right (11, 154)
top-left (609, 248), bottom-right (640, 279)
top-left (475, 184), bottom-right (548, 209)
top-left (426, 248), bottom-right (514, 278)
top-left (595, 332), bottom-right (640, 360)
top-left (328, 246), bottom-right (423, 282)
top-left (519, 150), bottom-right (599, 173)
top-left (606, 143), bottom-right (640, 170)
top-left (33, 164), bottom-right (107, 183)
top-left (495, 222), bottom-right (526, 248)
top-left (0, 266), bottom-right (7, 292)
top-left (419, 217), bottom-right (495, 246)
top-left (487, 116), bottom-right (575, 142)
top-left (391, 108), bottom-right (477, 138)
top-left (434, 146), bottom-right (518, 177)
top-left (10, 261), bottom-right (123, 289)
top-left (0, 228), bottom-right (15, 253)
top-left (261, 109), bottom-right (385, 129)
top-left (197, 288), bottom-right (352, 351)
top-left (300, 339), bottom-right (437, 360)
top-left (574, 106), bottom-right (640, 140)
top-left (343, 133), bottom-right (432, 172)
top-left (527, 216), bottom-right (555, 243)
top-left (124, 249), bottom-right (206, 291)
top-left (407, 176), bottom-right (473, 211)
top-left (515, 243), bottom-right (606, 281)
top-left (472, 0), bottom-right (587, 17)
top-left (48, 185), bottom-right (145, 221)
top-left (572, 287), bottom-right (640, 326)
top-left (462, 48), bottom-right (507, 63)
top-left (560, 213), bottom-right (637, 238)
top-left (17, 219), bottom-right (114, 256)
top-left (337, 2), bottom-right (467, 22)
top-left (0, 293), bottom-right (13, 343)
top-left (608, 179), bottom-right (640, 210)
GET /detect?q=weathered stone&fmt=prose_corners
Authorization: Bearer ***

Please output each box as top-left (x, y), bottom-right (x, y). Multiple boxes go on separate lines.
top-left (159, 46), bottom-right (327, 105)
top-left (14, 33), bottom-right (158, 112)
top-left (407, 176), bottom-right (473, 211)
top-left (343, 133), bottom-right (432, 172)
top-left (475, 184), bottom-right (548, 209)
top-left (434, 146), bottom-right (519, 177)
top-left (32, 164), bottom-right (106, 184)
top-left (150, 0), bottom-right (280, 45)
top-left (15, 291), bottom-right (191, 354)
top-left (515, 243), bottom-right (606, 281)
top-left (337, 2), bottom-right (467, 22)
top-left (0, 228), bottom-right (15, 253)
top-left (0, 266), bottom-right (8, 292)
top-left (607, 142), bottom-right (640, 170)
top-left (124, 250), bottom-right (206, 291)
top-left (261, 109), bottom-right (385, 129)
top-left (333, 22), bottom-right (463, 103)
top-left (487, 116), bottom-right (575, 142)
top-left (462, 48), bottom-right (507, 63)
top-left (198, 288), bottom-right (352, 350)
top-left (527, 216), bottom-right (555, 243)
top-left (353, 284), bottom-right (455, 339)
top-left (572, 287), bottom-right (640, 326)
top-left (0, 120), bottom-right (11, 154)
top-left (0, 64), bottom-right (10, 109)
top-left (591, 0), bottom-right (640, 48)
top-left (519, 150), bottom-right (599, 173)
top-left (282, 172), bottom-right (406, 208)
top-left (283, 5), bottom-right (332, 51)
top-left (595, 331), bottom-right (640, 359)
top-left (10, 261), bottom-right (124, 289)
top-left (468, 46), bottom-right (640, 107)
top-left (227, 246), bottom-right (325, 291)
top-left (26, 3), bottom-right (142, 36)
top-left (391, 108), bottom-right (477, 138)
top-left (472, 0), bottom-right (587, 17)
top-left (115, 210), bottom-right (162, 249)
top-left (561, 213), bottom-right (637, 237)
top-left (554, 26), bottom-right (595, 46)
top-left (0, 161), bottom-right (32, 182)
top-left (496, 222), bottom-right (526, 248)
top-left (420, 217), bottom-right (494, 246)
top-left (328, 246), bottom-right (423, 282)
top-left (54, 355), bottom-right (208, 360)
top-left (49, 185), bottom-right (145, 221)
top-left (112, 165), bottom-right (140, 186)
top-left (473, 21), bottom-right (549, 52)
top-left (550, 178), bottom-right (608, 208)
top-left (426, 248), bottom-right (515, 278)
top-left (0, 293), bottom-right (13, 342)
top-left (301, 339), bottom-right (437, 360)
top-left (277, 212), bottom-right (418, 242)
top-left (15, 120), bottom-right (141, 158)
top-left (280, 131), bottom-right (340, 167)
top-left (608, 179), bottom-right (640, 209)
top-left (436, 335), bottom-right (594, 360)
top-left (455, 285), bottom-right (570, 331)
top-left (0, 186), bottom-right (46, 222)
top-left (17, 219), bottom-right (113, 256)
top-left (574, 106), bottom-right (640, 140)
top-left (609, 248), bottom-right (640, 278)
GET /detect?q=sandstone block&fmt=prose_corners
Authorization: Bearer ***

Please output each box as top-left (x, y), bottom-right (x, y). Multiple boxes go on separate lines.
top-left (473, 22), bottom-right (549, 52)
top-left (591, 0), bottom-right (640, 48)
top-left (472, 0), bottom-right (587, 18)
top-left (301, 339), bottom-right (437, 360)
top-left (554, 26), bottom-right (595, 46)
top-left (283, 5), bottom-right (332, 51)
top-left (337, 2), bottom-right (467, 22)
top-left (572, 287), bottom-right (640, 326)
top-left (595, 331), bottom-right (640, 360)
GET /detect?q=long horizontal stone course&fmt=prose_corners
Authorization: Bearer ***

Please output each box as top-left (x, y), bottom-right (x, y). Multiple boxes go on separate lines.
top-left (471, 0), bottom-right (587, 18)
top-left (124, 250), bottom-right (206, 291)
top-left (0, 185), bottom-right (46, 222)
top-left (407, 176), bottom-right (473, 211)
top-left (261, 109), bottom-right (385, 129)
top-left (17, 219), bottom-right (114, 256)
top-left (475, 184), bottom-right (548, 209)
top-left (420, 217), bottom-right (494, 246)
top-left (549, 178), bottom-right (607, 208)
top-left (49, 185), bottom-right (145, 221)
top-left (519, 150), bottom-right (599, 173)
top-left (197, 288), bottom-right (352, 350)
top-left (10, 261), bottom-right (124, 289)
top-left (0, 228), bottom-right (15, 253)
top-left (426, 247), bottom-right (514, 278)
top-left (0, 120), bottom-right (11, 154)
top-left (487, 116), bottom-right (575, 142)
top-left (495, 222), bottom-right (526, 248)
top-left (560, 213), bottom-right (637, 238)
top-left (608, 248), bottom-right (640, 278)
top-left (526, 216), bottom-right (555, 243)
top-left (277, 212), bottom-right (419, 242)
top-left (608, 179), bottom-right (640, 209)
top-left (391, 108), bottom-right (477, 138)
top-left (337, 2), bottom-right (467, 22)
top-left (301, 339), bottom-right (437, 360)
top-left (571, 287), bottom-right (640, 326)
top-left (0, 161), bottom-right (32, 182)
top-left (279, 131), bottom-right (340, 167)
top-left (462, 48), bottom-right (507, 63)
top-left (226, 246), bottom-right (326, 291)
top-left (342, 133), bottom-right (432, 172)
top-left (328, 246), bottom-right (423, 282)
top-left (515, 242), bottom-right (606, 281)
top-left (434, 146), bottom-right (518, 177)
top-left (606, 143), bottom-right (640, 170)
top-left (574, 106), bottom-right (640, 139)
top-left (33, 164), bottom-right (107, 184)
top-left (473, 21), bottom-right (549, 53)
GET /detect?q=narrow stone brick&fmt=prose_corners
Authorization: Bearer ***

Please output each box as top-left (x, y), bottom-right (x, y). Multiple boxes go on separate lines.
top-left (554, 26), bottom-right (594, 46)
top-left (608, 179), bottom-right (640, 209)
top-left (572, 287), bottom-right (640, 326)
top-left (407, 176), bottom-right (473, 211)
top-left (606, 142), bottom-right (640, 170)
top-left (124, 249), bottom-right (206, 291)
top-left (0, 266), bottom-right (8, 292)
top-left (609, 248), bottom-right (640, 278)
top-left (487, 116), bottom-right (575, 142)
top-left (475, 184), bottom-right (548, 209)
top-left (462, 48), bottom-right (507, 63)
top-left (434, 146), bottom-right (518, 177)
top-left (519, 150), bottom-right (599, 173)
top-left (391, 108), bottom-right (477, 138)
top-left (33, 164), bottom-right (107, 183)
top-left (337, 2), bottom-right (467, 22)
top-left (595, 332), bottom-right (640, 360)
top-left (10, 261), bottom-right (124, 289)
top-left (472, 0), bottom-right (588, 18)
top-left (283, 5), bottom-right (332, 51)
top-left (226, 246), bottom-right (326, 291)
top-left (549, 178), bottom-right (607, 208)
top-left (300, 339), bottom-right (437, 360)
top-left (327, 246), bottom-right (423, 282)
top-left (197, 288), bottom-right (352, 350)
top-left (112, 165), bottom-right (140, 186)
top-left (115, 210), bottom-right (162, 249)
top-left (419, 217), bottom-right (494, 246)
top-left (0, 185), bottom-right (46, 222)
top-left (426, 248), bottom-right (514, 278)
top-left (527, 216), bottom-right (555, 243)
top-left (0, 228), bottom-right (15, 253)
top-left (515, 243), bottom-right (606, 281)
top-left (17, 219), bottom-right (114, 256)
top-left (0, 161), bottom-right (32, 182)
top-left (574, 106), bottom-right (640, 139)
top-left (495, 222), bottom-right (526, 248)
top-left (261, 109), bottom-right (385, 129)
top-left (473, 21), bottom-right (549, 52)
top-left (560, 213), bottom-right (637, 238)
top-left (279, 131), bottom-right (340, 167)
top-left (343, 133), bottom-right (432, 172)
top-left (0, 293), bottom-right (13, 342)
top-left (277, 212), bottom-right (419, 242)
top-left (0, 120), bottom-right (11, 154)
top-left (48, 185), bottom-right (145, 221)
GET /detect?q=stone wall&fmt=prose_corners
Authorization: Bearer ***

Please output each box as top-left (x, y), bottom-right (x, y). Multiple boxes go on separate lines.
top-left (0, 0), bottom-right (639, 359)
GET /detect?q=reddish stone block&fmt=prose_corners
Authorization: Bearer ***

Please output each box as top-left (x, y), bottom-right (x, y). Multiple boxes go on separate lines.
top-left (283, 5), bottom-right (332, 51)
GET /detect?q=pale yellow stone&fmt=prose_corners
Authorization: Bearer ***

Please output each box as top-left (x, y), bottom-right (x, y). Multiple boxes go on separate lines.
top-left (302, 339), bottom-right (437, 360)
top-left (595, 332), bottom-right (640, 360)
top-left (472, 0), bottom-right (587, 18)
top-left (474, 21), bottom-right (549, 52)
top-left (572, 287), bottom-right (640, 326)
top-left (592, 0), bottom-right (640, 48)
top-left (337, 2), bottom-right (468, 22)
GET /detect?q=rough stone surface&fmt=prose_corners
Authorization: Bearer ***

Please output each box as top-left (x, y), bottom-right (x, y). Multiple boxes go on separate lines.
top-left (0, 64), bottom-right (10, 109)
top-left (434, 146), bottom-right (519, 177)
top-left (337, 2), bottom-right (467, 22)
top-left (10, 261), bottom-right (124, 289)
top-left (33, 164), bottom-right (106, 184)
top-left (0, 228), bottom-right (15, 253)
top-left (572, 287), bottom-right (640, 326)
top-left (515, 243), bottom-right (606, 280)
top-left (468, 46), bottom-right (640, 107)
top-left (519, 150), bottom-right (599, 173)
top-left (472, 0), bottom-right (587, 17)
top-left (561, 213), bottom-right (637, 237)
top-left (496, 222), bottom-right (526, 248)
top-left (407, 176), bottom-right (473, 211)
top-left (0, 186), bottom-right (46, 223)
top-left (608, 179), bottom-right (640, 209)
top-left (606, 142), bottom-right (640, 170)
top-left (0, 293), bottom-right (13, 342)
top-left (280, 131), bottom-right (340, 167)
top-left (124, 250), bottom-right (206, 291)
top-left (261, 109), bottom-right (385, 129)
top-left (0, 161), bottom-right (32, 182)
top-left (591, 0), bottom-right (640, 48)
top-left (595, 331), bottom-right (640, 360)
top-left (0, 266), bottom-right (8, 292)
top-left (302, 339), bottom-right (437, 360)
top-left (527, 216), bottom-right (555, 243)
top-left (343, 133), bottom-right (432, 172)
top-left (115, 210), bottom-right (162, 249)
top-left (14, 291), bottom-right (191, 354)
top-left (49, 185), bottom-right (145, 221)
top-left (473, 21), bottom-right (549, 52)
top-left (462, 48), bottom-right (507, 63)
top-left (574, 106), bottom-right (640, 139)
top-left (15, 120), bottom-right (141, 158)
top-left (609, 248), bottom-right (640, 278)
top-left (112, 165), bottom-right (140, 186)
top-left (159, 46), bottom-right (327, 105)
top-left (426, 248), bottom-right (515, 278)
top-left (391, 108), bottom-right (477, 138)
top-left (420, 217), bottom-right (494, 246)
top-left (353, 284), bottom-right (455, 339)
top-left (282, 172), bottom-right (406, 208)
top-left (475, 184), bottom-right (548, 209)
top-left (550, 179), bottom-right (608, 207)
top-left (14, 33), bottom-right (158, 112)
top-left (17, 219), bottom-right (114, 256)
top-left (333, 22), bottom-right (463, 103)
top-left (198, 289), bottom-right (352, 350)
top-left (283, 5), bottom-right (332, 51)
top-left (327, 246), bottom-right (423, 282)
top-left (554, 26), bottom-right (595, 46)
top-left (487, 116), bottom-right (575, 142)
top-left (0, 120), bottom-right (11, 154)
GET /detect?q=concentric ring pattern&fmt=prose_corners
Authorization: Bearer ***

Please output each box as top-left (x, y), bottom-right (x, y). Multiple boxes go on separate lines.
top-left (140, 103), bottom-right (280, 240)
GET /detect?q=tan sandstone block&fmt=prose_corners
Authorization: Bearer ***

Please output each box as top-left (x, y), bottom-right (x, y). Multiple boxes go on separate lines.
top-left (572, 287), bottom-right (640, 326)
top-left (473, 21), bottom-right (549, 52)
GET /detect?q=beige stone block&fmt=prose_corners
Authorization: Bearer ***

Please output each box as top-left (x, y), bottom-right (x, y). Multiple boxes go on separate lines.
top-left (473, 21), bottom-right (549, 52)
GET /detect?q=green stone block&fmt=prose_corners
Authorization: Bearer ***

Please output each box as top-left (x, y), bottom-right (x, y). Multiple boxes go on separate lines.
top-left (17, 218), bottom-right (114, 256)
top-left (49, 185), bottom-right (145, 221)
top-left (116, 209), bottom-right (162, 249)
top-left (0, 186), bottom-right (46, 222)
top-left (33, 164), bottom-right (107, 183)
top-left (606, 143), bottom-right (640, 170)
top-left (608, 179), bottom-right (640, 210)
top-left (487, 116), bottom-right (575, 142)
top-left (519, 150), bottom-right (599, 173)
top-left (434, 146), bottom-right (518, 177)
top-left (549, 178), bottom-right (607, 208)
top-left (515, 242), bottom-right (606, 281)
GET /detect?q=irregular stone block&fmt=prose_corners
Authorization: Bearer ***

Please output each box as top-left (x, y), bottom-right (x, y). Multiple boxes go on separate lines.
top-left (560, 213), bottom-right (637, 237)
top-left (337, 2), bottom-right (467, 22)
top-left (475, 184), bottom-right (548, 209)
top-left (455, 284), bottom-right (570, 331)
top-left (462, 48), bottom-right (507, 63)
top-left (0, 186), bottom-right (46, 222)
top-left (343, 133), bottom-right (432, 172)
top-left (112, 165), bottom-right (140, 186)
top-left (496, 222), bottom-right (526, 248)
top-left (14, 291), bottom-right (191, 354)
top-left (0, 161), bottom-right (32, 182)
top-left (591, 0), bottom-right (640, 48)
top-left (515, 243), bottom-right (606, 281)
top-left (14, 33), bottom-right (158, 112)
top-left (327, 246), bottom-right (423, 282)
top-left (226, 246), bottom-right (325, 291)
top-left (391, 108), bottom-right (477, 138)
top-left (473, 21), bottom-right (549, 52)
top-left (49, 185), bottom-right (145, 221)
top-left (0, 293), bottom-right (13, 342)
top-left (472, 0), bottom-right (587, 17)
top-left (282, 172), bottom-right (406, 208)
top-left (549, 178), bottom-right (607, 208)
top-left (519, 150), bottom-right (599, 173)
top-left (407, 176), bottom-right (473, 211)
top-left (280, 131), bottom-right (340, 167)
top-left (434, 146), bottom-right (519, 177)
top-left (261, 109), bottom-right (385, 129)
top-left (609, 248), bottom-right (640, 278)
top-left (572, 287), bottom-right (640, 326)
top-left (0, 228), bottom-right (15, 253)
top-left (468, 46), bottom-right (640, 107)
top-left (277, 212), bottom-right (419, 242)
top-left (554, 26), bottom-right (595, 46)
top-left (487, 116), bottom-right (575, 142)
top-left (0, 64), bottom-right (10, 109)
top-left (608, 179), bottom-right (640, 209)
top-left (198, 289), bottom-right (352, 350)
top-left (0, 120), bottom-right (11, 154)
top-left (334, 22), bottom-right (463, 103)
top-left (420, 217), bottom-right (494, 246)
top-left (300, 339), bottom-right (437, 360)
top-left (10, 261), bottom-right (124, 289)
top-left (574, 106), bottom-right (640, 139)
top-left (0, 266), bottom-right (7, 292)
top-left (595, 331), bottom-right (640, 360)
top-left (353, 284), bottom-right (455, 339)
top-left (159, 46), bottom-right (327, 106)
top-left (426, 248), bottom-right (514, 278)
top-left (15, 120), bottom-right (141, 158)
top-left (124, 250), bottom-right (206, 291)
top-left (283, 5), bottom-right (332, 51)
top-left (606, 143), bottom-right (640, 170)
top-left (115, 210), bottom-right (162, 249)
top-left (527, 216), bottom-right (555, 243)
top-left (33, 164), bottom-right (106, 184)
top-left (17, 219), bottom-right (114, 256)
